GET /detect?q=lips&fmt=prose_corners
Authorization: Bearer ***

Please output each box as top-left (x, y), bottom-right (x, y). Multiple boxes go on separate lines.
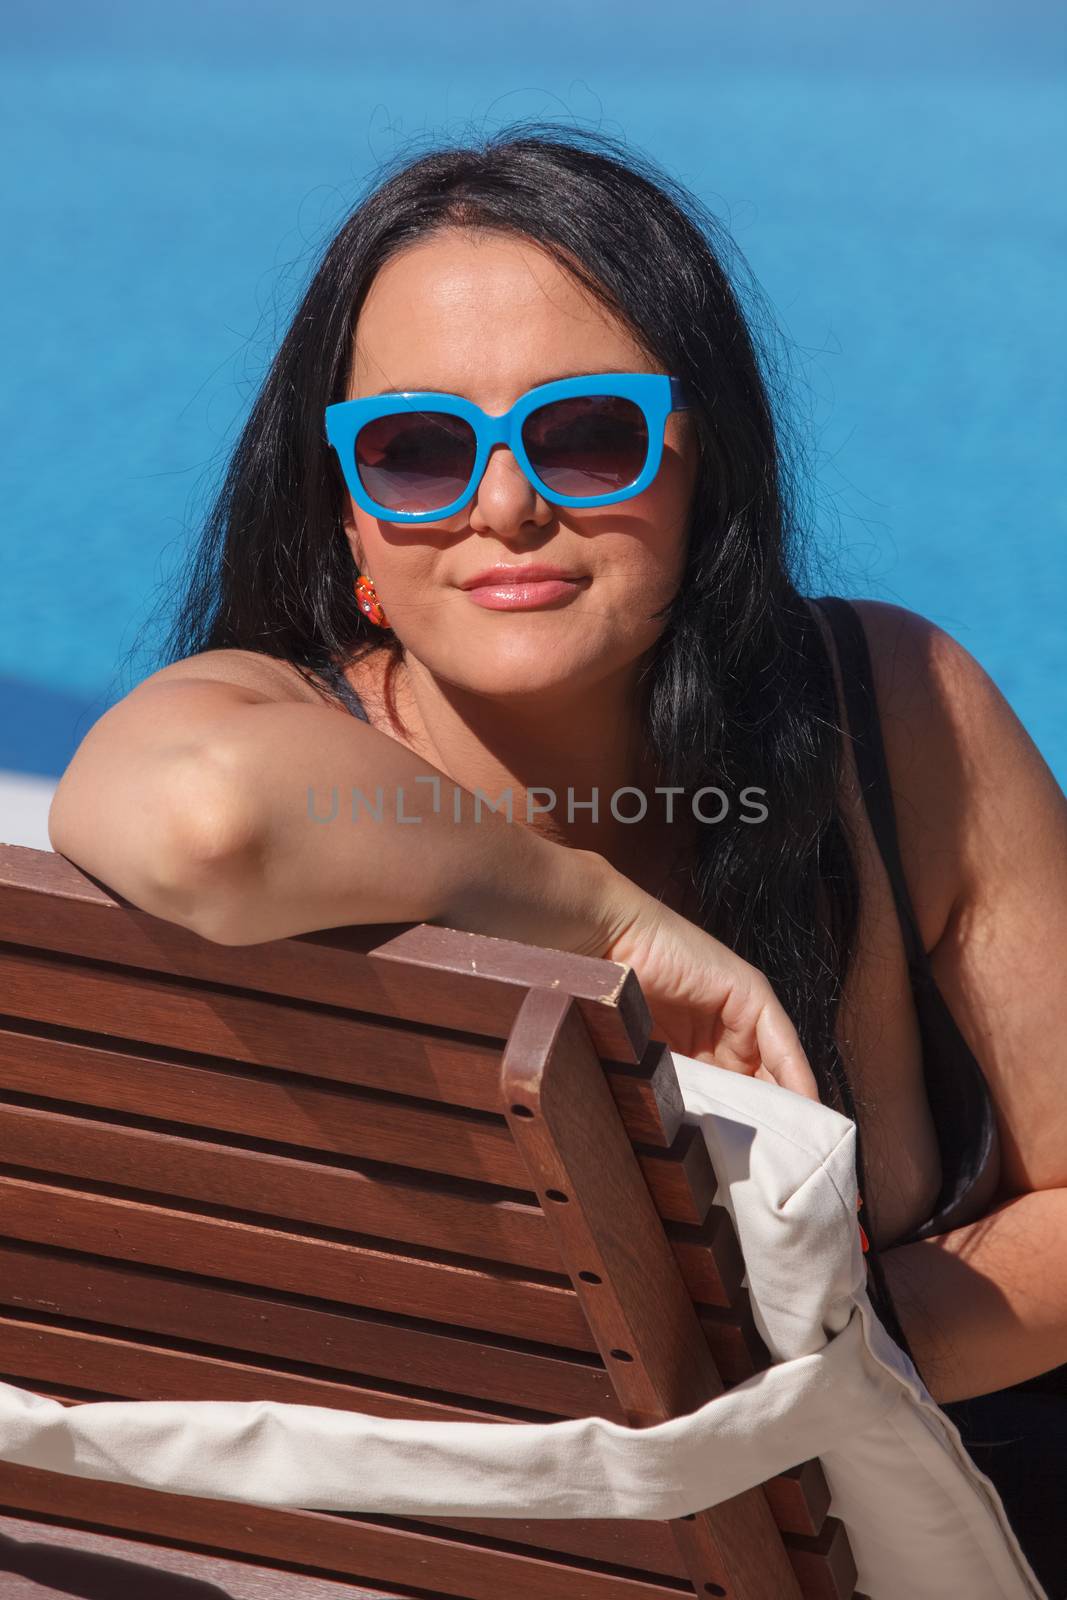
top-left (460, 573), bottom-right (587, 612)
top-left (458, 565), bottom-right (582, 589)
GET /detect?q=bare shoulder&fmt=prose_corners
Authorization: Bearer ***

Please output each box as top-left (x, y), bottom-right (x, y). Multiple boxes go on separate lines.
top-left (55, 649), bottom-right (339, 794)
top-left (810, 594), bottom-right (1062, 953)
top-left (848, 596), bottom-right (1000, 756)
top-left (849, 597), bottom-right (998, 720)
top-left (848, 599), bottom-right (1063, 940)
top-left (128, 648), bottom-right (332, 709)
top-left (50, 647), bottom-right (344, 862)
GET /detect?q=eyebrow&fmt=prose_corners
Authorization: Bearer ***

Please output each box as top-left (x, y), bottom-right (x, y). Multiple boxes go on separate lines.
top-left (363, 366), bottom-right (640, 400)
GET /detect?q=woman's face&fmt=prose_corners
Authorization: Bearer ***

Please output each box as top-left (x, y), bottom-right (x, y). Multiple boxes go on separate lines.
top-left (342, 227), bottom-right (700, 706)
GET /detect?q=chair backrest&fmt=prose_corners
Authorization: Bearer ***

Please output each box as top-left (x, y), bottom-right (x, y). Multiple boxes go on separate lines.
top-left (0, 842), bottom-right (868, 1600)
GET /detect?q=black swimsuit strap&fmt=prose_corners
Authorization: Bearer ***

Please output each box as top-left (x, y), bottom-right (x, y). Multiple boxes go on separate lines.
top-left (813, 597), bottom-right (929, 979)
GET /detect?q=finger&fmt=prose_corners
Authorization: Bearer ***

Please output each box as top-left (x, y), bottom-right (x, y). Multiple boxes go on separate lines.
top-left (753, 1001), bottom-right (820, 1101)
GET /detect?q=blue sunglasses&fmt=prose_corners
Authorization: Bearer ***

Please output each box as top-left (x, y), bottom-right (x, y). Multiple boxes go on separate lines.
top-left (324, 371), bottom-right (690, 523)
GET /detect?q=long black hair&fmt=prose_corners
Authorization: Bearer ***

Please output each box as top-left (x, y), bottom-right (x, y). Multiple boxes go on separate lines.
top-left (145, 120), bottom-right (911, 1356)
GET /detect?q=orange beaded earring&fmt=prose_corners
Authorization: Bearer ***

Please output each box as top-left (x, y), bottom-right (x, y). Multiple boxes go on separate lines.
top-left (355, 574), bottom-right (390, 629)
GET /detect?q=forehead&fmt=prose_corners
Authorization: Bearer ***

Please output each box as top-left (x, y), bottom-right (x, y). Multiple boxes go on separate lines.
top-left (349, 229), bottom-right (650, 401)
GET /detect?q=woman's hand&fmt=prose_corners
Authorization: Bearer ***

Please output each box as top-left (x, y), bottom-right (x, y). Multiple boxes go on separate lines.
top-left (582, 865), bottom-right (819, 1102)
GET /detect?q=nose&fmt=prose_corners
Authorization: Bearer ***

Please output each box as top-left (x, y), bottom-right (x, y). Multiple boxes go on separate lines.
top-left (467, 443), bottom-right (553, 537)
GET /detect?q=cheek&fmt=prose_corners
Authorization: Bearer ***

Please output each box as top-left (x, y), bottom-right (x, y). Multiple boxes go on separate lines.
top-left (349, 528), bottom-right (443, 613)
top-left (626, 483), bottom-right (694, 589)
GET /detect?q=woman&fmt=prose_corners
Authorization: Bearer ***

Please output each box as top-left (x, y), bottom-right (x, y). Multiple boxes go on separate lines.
top-left (48, 124), bottom-right (1067, 1590)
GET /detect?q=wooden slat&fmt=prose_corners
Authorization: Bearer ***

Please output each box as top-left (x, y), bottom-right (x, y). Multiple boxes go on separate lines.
top-left (0, 1000), bottom-right (678, 1150)
top-left (0, 1318), bottom-right (517, 1423)
top-left (0, 1375), bottom-right (124, 1404)
top-left (777, 1520), bottom-right (858, 1600)
top-left (594, 1043), bottom-right (685, 1150)
top-left (0, 948), bottom-right (547, 1118)
top-left (0, 1094), bottom-right (537, 1216)
top-left (0, 1462), bottom-right (692, 1600)
top-left (0, 1243), bottom-right (619, 1420)
top-left (0, 844), bottom-right (651, 1063)
top-left (695, 1301), bottom-right (770, 1387)
top-left (345, 1515), bottom-right (686, 1585)
top-left (666, 1213), bottom-right (744, 1308)
top-left (369, 921), bottom-right (652, 1068)
top-left (0, 1025), bottom-right (716, 1223)
top-left (0, 1098), bottom-right (558, 1268)
top-left (410, 1518), bottom-right (852, 1595)
top-left (762, 1462), bottom-right (833, 1540)
top-left (0, 1511), bottom-right (406, 1600)
top-left (0, 1098), bottom-right (741, 1304)
top-left (640, 1122), bottom-right (719, 1225)
top-left (0, 1176), bottom-right (758, 1388)
top-left (0, 1175), bottom-right (590, 1348)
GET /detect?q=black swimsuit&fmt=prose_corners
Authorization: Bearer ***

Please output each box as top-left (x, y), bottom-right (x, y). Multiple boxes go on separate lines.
top-left (316, 620), bottom-right (1064, 1594)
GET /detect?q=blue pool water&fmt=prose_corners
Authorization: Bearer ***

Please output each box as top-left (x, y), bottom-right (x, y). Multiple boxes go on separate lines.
top-left (2, 1), bottom-right (1065, 784)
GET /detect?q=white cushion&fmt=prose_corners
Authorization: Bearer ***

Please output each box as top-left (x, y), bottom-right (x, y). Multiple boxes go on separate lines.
top-left (0, 1053), bottom-right (1047, 1599)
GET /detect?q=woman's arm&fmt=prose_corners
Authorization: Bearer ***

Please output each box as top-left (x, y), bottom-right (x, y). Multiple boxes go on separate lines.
top-left (47, 655), bottom-right (613, 952)
top-left (856, 600), bottom-right (1067, 1402)
top-left (882, 1188), bottom-right (1067, 1403)
top-left (47, 651), bottom-right (817, 1097)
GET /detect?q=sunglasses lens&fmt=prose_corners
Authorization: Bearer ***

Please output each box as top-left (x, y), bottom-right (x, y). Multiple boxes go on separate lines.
top-left (355, 410), bottom-right (477, 514)
top-left (522, 395), bottom-right (649, 499)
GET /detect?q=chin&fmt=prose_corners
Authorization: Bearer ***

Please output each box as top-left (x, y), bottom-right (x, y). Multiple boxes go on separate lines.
top-left (437, 655), bottom-right (594, 703)
top-left (475, 668), bottom-right (584, 699)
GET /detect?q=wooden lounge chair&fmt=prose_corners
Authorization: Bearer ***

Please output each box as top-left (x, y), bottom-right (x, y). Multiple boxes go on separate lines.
top-left (0, 842), bottom-right (1030, 1599)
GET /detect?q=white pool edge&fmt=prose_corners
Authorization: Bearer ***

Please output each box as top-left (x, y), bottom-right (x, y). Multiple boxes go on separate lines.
top-left (0, 770), bottom-right (57, 851)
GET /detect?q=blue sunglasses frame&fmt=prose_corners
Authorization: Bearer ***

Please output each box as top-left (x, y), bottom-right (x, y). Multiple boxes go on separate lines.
top-left (324, 371), bottom-right (691, 523)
